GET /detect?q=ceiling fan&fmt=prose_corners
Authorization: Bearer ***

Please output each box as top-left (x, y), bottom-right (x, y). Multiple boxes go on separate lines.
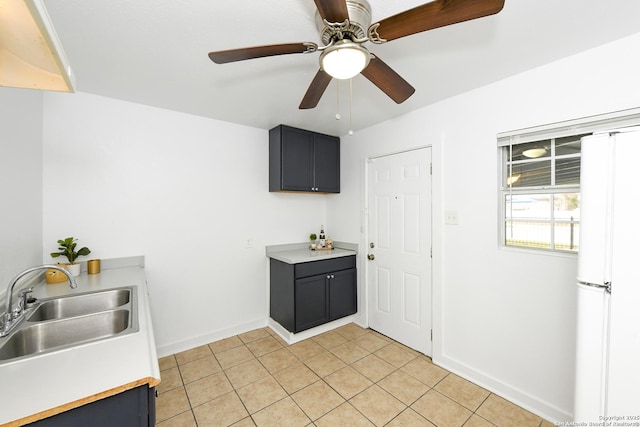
top-left (208, 0), bottom-right (505, 109)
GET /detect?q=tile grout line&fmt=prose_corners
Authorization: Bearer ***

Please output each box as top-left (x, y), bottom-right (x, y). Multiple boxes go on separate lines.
top-left (292, 332), bottom-right (420, 426)
top-left (246, 339), bottom-right (314, 425)
top-left (210, 348), bottom-right (253, 423)
top-left (158, 354), bottom-right (200, 425)
top-left (165, 333), bottom-right (416, 425)
top-left (235, 332), bottom-right (331, 423)
top-left (188, 330), bottom-right (412, 425)
top-left (158, 326), bottom-right (545, 427)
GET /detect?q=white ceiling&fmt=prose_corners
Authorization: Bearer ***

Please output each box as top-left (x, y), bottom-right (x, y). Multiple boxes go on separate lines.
top-left (45, 0), bottom-right (640, 136)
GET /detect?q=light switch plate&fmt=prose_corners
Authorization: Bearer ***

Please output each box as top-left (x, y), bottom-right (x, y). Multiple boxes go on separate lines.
top-left (445, 211), bottom-right (459, 225)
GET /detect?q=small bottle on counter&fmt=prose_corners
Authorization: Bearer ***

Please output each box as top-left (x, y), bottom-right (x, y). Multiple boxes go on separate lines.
top-left (319, 225), bottom-right (326, 248)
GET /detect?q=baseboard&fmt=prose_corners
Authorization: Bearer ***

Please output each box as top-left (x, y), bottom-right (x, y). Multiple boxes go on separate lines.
top-left (156, 315), bottom-right (364, 358)
top-left (435, 354), bottom-right (572, 423)
top-left (268, 315), bottom-right (355, 344)
top-left (156, 317), bottom-right (269, 358)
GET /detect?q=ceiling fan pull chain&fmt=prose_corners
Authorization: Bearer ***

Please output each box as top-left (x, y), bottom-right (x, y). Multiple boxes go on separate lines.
top-left (335, 79), bottom-right (341, 120)
top-left (349, 78), bottom-right (354, 136)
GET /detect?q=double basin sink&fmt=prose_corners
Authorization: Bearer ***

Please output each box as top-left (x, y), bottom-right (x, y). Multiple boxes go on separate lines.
top-left (0, 287), bottom-right (138, 362)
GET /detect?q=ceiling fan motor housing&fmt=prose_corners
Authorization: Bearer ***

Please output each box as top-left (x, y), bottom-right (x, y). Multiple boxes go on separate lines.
top-left (315, 0), bottom-right (372, 45)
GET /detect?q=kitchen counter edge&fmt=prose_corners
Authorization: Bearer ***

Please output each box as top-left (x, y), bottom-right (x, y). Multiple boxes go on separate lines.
top-left (266, 241), bottom-right (357, 264)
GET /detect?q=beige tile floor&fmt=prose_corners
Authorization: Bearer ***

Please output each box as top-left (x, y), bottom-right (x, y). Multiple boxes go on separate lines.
top-left (156, 324), bottom-right (553, 427)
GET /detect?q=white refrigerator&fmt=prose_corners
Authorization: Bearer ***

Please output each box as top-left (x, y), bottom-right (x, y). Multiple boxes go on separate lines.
top-left (574, 128), bottom-right (640, 421)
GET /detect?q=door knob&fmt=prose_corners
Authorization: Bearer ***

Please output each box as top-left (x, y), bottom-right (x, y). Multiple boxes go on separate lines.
top-left (367, 254), bottom-right (375, 260)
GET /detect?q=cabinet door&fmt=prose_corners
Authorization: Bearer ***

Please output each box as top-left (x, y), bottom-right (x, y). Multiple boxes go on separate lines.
top-left (281, 126), bottom-right (314, 191)
top-left (270, 259), bottom-right (295, 333)
top-left (30, 385), bottom-right (155, 426)
top-left (295, 274), bottom-right (329, 332)
top-left (313, 133), bottom-right (340, 193)
top-left (329, 268), bottom-right (357, 321)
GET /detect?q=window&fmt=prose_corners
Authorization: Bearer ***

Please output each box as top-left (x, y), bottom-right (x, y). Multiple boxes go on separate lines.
top-left (501, 135), bottom-right (585, 252)
top-left (498, 108), bottom-right (640, 253)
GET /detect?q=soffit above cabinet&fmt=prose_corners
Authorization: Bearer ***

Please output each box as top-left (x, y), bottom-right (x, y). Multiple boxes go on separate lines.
top-left (0, 0), bottom-right (75, 92)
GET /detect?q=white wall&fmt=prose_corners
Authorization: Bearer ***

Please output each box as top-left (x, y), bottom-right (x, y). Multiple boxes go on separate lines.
top-left (41, 92), bottom-right (328, 355)
top-left (0, 88), bottom-right (44, 289)
top-left (330, 32), bottom-right (640, 423)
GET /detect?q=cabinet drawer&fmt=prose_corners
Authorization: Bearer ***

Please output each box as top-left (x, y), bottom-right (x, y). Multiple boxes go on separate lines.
top-left (295, 256), bottom-right (355, 279)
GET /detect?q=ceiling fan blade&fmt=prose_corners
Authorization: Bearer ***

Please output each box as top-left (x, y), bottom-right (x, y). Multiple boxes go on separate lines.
top-left (314, 0), bottom-right (349, 23)
top-left (299, 70), bottom-right (332, 109)
top-left (361, 56), bottom-right (415, 104)
top-left (208, 43), bottom-right (316, 64)
top-left (369, 0), bottom-right (505, 43)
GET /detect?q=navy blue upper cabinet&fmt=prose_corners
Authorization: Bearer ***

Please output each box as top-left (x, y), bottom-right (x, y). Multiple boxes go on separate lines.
top-left (269, 125), bottom-right (340, 193)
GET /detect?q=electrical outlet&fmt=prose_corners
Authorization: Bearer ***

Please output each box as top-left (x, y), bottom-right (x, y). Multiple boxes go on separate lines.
top-left (246, 238), bottom-right (253, 248)
top-left (445, 211), bottom-right (459, 225)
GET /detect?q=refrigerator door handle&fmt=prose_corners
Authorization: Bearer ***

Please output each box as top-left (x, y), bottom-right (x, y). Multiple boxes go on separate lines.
top-left (577, 280), bottom-right (612, 293)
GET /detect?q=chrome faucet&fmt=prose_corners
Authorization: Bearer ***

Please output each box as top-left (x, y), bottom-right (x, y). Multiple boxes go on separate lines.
top-left (1, 265), bottom-right (78, 337)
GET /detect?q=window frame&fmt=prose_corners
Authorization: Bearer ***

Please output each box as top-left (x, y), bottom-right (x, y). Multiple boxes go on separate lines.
top-left (500, 137), bottom-right (583, 253)
top-left (497, 107), bottom-right (640, 255)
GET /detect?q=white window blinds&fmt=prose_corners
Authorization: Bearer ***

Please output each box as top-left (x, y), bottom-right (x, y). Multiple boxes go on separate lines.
top-left (497, 107), bottom-right (640, 147)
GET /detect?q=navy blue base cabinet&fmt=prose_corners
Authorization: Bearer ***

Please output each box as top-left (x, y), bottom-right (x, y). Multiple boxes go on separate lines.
top-left (270, 256), bottom-right (356, 333)
top-left (27, 385), bottom-right (156, 427)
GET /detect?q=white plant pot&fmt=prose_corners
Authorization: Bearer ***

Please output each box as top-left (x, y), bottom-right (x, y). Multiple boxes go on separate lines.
top-left (66, 263), bottom-right (81, 276)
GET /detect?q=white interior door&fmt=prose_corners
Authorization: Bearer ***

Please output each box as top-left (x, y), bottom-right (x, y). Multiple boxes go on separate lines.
top-left (367, 148), bottom-right (432, 355)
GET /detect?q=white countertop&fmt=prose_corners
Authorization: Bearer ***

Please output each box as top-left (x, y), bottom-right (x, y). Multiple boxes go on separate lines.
top-left (266, 242), bottom-right (357, 264)
top-left (0, 257), bottom-right (160, 425)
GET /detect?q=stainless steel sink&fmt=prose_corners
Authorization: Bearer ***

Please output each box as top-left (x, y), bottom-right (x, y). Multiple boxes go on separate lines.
top-left (0, 287), bottom-right (138, 362)
top-left (0, 310), bottom-right (132, 360)
top-left (27, 288), bottom-right (131, 322)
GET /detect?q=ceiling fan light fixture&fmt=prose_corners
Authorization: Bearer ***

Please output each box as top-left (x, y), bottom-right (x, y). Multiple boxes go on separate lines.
top-left (522, 148), bottom-right (548, 158)
top-left (507, 174), bottom-right (520, 186)
top-left (320, 40), bottom-right (370, 80)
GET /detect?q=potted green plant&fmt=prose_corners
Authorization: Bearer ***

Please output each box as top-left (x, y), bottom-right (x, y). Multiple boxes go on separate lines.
top-left (50, 237), bottom-right (91, 276)
top-left (309, 233), bottom-right (317, 250)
